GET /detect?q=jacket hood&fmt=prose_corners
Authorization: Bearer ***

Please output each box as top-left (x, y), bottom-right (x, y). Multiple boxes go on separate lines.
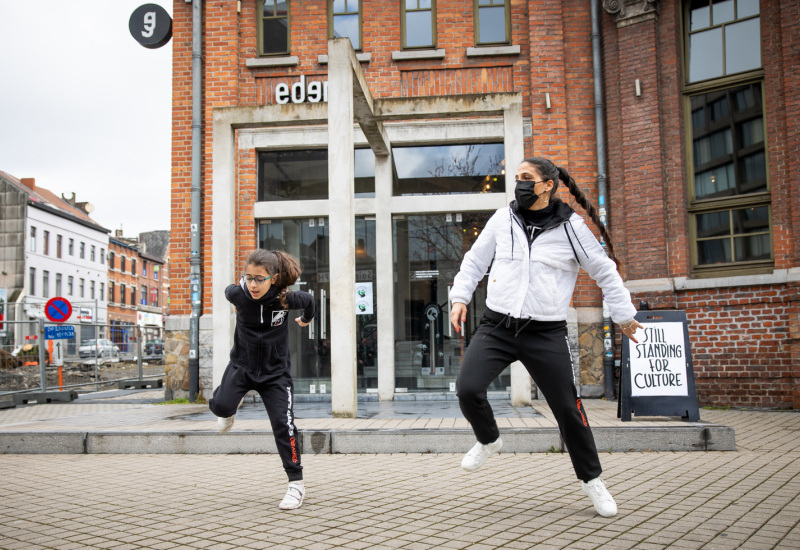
top-left (509, 198), bottom-right (575, 231)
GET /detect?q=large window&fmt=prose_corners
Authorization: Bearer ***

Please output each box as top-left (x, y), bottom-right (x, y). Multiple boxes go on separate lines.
top-left (258, 149), bottom-right (375, 201)
top-left (120, 284), bottom-right (126, 305)
top-left (687, 0), bottom-right (760, 83)
top-left (57, 235), bottom-right (62, 258)
top-left (402, 0), bottom-right (436, 49)
top-left (392, 144), bottom-right (505, 196)
top-left (259, 0), bottom-right (289, 55)
top-left (42, 271), bottom-right (50, 298)
top-left (29, 227), bottom-right (36, 252)
top-left (685, 2), bottom-right (769, 274)
top-left (474, 0), bottom-right (510, 45)
top-left (109, 281), bottom-right (115, 303)
top-left (329, 0), bottom-right (361, 50)
top-left (43, 231), bottom-right (49, 255)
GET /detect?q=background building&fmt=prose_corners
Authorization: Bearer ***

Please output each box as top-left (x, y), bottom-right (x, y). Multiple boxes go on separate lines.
top-left (167, 0), bottom-right (799, 410)
top-left (0, 172), bottom-right (109, 344)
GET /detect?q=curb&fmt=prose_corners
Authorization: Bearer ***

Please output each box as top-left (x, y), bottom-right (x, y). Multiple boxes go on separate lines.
top-left (0, 424), bottom-right (735, 455)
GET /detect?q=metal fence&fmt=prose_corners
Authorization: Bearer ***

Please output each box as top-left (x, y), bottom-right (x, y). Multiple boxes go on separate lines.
top-left (0, 319), bottom-right (165, 396)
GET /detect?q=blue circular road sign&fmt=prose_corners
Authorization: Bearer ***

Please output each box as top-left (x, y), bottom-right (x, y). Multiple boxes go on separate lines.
top-left (45, 297), bottom-right (73, 323)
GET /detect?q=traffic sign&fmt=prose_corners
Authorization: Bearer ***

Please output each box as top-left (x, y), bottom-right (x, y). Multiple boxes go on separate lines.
top-left (45, 325), bottom-right (76, 340)
top-left (44, 297), bottom-right (72, 323)
top-left (51, 340), bottom-right (64, 367)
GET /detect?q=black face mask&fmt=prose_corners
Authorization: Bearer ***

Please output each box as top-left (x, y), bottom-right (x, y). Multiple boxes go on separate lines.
top-left (515, 179), bottom-right (541, 210)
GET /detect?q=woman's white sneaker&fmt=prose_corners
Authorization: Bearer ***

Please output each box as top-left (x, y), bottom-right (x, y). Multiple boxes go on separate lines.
top-left (582, 478), bottom-right (617, 517)
top-left (279, 481), bottom-right (305, 510)
top-left (217, 415), bottom-right (235, 433)
top-left (461, 437), bottom-right (503, 472)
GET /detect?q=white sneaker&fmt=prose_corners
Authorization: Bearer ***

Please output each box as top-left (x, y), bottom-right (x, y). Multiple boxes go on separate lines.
top-left (582, 478), bottom-right (617, 517)
top-left (279, 482), bottom-right (305, 510)
top-left (217, 415), bottom-right (235, 433)
top-left (461, 437), bottom-right (503, 472)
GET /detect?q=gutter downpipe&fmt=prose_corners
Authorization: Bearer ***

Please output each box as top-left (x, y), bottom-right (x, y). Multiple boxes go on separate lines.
top-left (189, 0), bottom-right (202, 402)
top-left (591, 0), bottom-right (616, 399)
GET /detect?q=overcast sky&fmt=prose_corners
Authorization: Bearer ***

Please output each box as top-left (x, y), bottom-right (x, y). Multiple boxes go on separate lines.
top-left (0, 1), bottom-right (172, 237)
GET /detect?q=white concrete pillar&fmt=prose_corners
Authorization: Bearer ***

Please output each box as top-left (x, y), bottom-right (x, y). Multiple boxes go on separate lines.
top-left (327, 39), bottom-right (358, 417)
top-left (374, 152), bottom-right (395, 400)
top-left (503, 100), bottom-right (533, 406)
top-left (211, 112), bottom-right (237, 391)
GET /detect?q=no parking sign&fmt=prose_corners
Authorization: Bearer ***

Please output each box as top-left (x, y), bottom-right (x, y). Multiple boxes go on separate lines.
top-left (44, 297), bottom-right (72, 324)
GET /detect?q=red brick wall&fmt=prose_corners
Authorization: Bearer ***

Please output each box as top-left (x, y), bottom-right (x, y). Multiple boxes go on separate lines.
top-left (602, 1), bottom-right (800, 409)
top-left (170, 1), bottom-right (799, 407)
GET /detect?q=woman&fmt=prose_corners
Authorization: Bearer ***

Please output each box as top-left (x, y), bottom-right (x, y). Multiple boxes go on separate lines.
top-left (449, 157), bottom-right (642, 517)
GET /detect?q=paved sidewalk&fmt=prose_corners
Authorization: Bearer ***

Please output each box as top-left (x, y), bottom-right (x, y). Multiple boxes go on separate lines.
top-left (0, 406), bottom-right (798, 549)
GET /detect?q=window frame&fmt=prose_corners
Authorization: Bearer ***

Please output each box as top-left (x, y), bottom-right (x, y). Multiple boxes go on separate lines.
top-left (473, 0), bottom-right (511, 46)
top-left (43, 230), bottom-right (49, 256)
top-left (401, 0), bottom-right (437, 50)
top-left (257, 0), bottom-right (291, 56)
top-left (328, 0), bottom-right (362, 51)
top-left (682, 1), bottom-right (770, 277)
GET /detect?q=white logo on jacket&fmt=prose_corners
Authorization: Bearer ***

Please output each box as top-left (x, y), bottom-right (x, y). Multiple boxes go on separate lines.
top-left (271, 310), bottom-right (288, 326)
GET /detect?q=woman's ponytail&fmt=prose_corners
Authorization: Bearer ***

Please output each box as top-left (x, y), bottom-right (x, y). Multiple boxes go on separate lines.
top-left (557, 166), bottom-right (620, 268)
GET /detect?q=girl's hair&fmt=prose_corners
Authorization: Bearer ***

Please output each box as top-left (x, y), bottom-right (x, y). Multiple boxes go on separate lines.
top-left (521, 156), bottom-right (620, 268)
top-left (244, 249), bottom-right (302, 307)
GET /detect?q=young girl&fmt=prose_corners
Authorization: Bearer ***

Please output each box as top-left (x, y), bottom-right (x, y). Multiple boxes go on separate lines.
top-left (450, 157), bottom-right (643, 517)
top-left (209, 249), bottom-right (315, 510)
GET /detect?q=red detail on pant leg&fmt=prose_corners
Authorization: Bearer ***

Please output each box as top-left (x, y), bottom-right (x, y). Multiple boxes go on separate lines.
top-left (290, 437), bottom-right (298, 463)
top-left (577, 399), bottom-right (588, 427)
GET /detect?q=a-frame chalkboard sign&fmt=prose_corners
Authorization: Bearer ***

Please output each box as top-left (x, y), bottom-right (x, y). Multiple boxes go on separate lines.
top-left (618, 310), bottom-right (700, 421)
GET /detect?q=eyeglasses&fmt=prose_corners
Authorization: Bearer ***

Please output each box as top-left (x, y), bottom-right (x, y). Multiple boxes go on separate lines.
top-left (243, 275), bottom-right (272, 285)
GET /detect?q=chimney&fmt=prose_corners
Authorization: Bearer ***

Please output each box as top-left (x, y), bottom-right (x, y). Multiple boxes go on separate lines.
top-left (20, 178), bottom-right (35, 190)
top-left (115, 229), bottom-right (124, 238)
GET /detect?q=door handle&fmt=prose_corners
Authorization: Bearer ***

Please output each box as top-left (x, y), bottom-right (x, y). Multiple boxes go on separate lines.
top-left (309, 289), bottom-right (315, 340)
top-left (321, 289), bottom-right (327, 340)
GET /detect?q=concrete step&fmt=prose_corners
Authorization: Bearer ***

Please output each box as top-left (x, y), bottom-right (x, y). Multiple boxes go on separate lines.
top-left (0, 424), bottom-right (735, 454)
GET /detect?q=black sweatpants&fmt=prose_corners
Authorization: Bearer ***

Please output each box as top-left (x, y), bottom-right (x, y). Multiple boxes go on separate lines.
top-left (456, 310), bottom-right (602, 482)
top-left (209, 363), bottom-right (302, 481)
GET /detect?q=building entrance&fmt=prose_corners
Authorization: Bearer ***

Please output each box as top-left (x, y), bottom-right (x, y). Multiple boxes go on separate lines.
top-left (392, 212), bottom-right (510, 392)
top-left (258, 216), bottom-right (378, 394)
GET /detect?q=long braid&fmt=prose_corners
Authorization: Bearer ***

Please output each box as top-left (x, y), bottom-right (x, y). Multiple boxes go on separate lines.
top-left (557, 166), bottom-right (620, 268)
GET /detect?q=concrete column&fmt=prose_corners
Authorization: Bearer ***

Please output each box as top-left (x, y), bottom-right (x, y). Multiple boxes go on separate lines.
top-left (503, 100), bottom-right (533, 406)
top-left (375, 153), bottom-right (395, 400)
top-left (211, 112), bottom-right (236, 391)
top-left (327, 39), bottom-right (358, 417)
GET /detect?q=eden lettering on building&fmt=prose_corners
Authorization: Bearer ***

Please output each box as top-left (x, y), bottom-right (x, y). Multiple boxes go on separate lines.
top-left (276, 75), bottom-right (329, 105)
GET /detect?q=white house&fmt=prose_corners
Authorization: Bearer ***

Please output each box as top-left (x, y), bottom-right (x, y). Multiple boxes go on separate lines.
top-left (1, 174), bottom-right (110, 343)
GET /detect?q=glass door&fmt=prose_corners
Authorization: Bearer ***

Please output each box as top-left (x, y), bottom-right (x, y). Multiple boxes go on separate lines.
top-left (258, 217), bottom-right (378, 394)
top-left (392, 212), bottom-right (510, 392)
top-left (259, 218), bottom-right (331, 394)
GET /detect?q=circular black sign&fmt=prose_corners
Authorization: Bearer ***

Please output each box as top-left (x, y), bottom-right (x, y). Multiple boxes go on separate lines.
top-left (129, 4), bottom-right (172, 49)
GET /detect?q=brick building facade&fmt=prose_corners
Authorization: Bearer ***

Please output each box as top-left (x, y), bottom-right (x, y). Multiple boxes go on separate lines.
top-left (168, 0), bottom-right (799, 410)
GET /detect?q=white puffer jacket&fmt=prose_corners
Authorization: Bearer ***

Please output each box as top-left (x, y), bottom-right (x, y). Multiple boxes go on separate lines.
top-left (450, 203), bottom-right (637, 325)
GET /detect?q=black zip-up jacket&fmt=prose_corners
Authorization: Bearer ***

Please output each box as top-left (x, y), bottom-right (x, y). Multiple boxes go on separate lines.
top-left (225, 282), bottom-right (315, 374)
